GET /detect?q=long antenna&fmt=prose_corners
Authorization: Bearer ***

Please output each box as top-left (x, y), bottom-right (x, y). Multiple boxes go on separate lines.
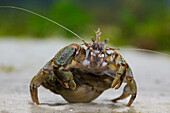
top-left (1, 6), bottom-right (170, 57)
top-left (0, 6), bottom-right (83, 40)
top-left (121, 48), bottom-right (170, 57)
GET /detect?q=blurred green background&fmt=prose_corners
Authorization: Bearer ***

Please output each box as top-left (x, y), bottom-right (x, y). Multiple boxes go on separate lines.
top-left (0, 0), bottom-right (169, 51)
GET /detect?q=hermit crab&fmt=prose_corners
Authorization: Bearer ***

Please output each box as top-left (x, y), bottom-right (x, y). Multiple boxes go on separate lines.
top-left (0, 6), bottom-right (137, 107)
top-left (30, 28), bottom-right (137, 107)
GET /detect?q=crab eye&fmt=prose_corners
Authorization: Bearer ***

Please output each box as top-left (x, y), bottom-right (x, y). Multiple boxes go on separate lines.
top-left (91, 37), bottom-right (95, 42)
top-left (99, 46), bottom-right (103, 51)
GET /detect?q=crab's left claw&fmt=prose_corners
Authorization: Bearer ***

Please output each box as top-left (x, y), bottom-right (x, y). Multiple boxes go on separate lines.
top-left (54, 67), bottom-right (76, 90)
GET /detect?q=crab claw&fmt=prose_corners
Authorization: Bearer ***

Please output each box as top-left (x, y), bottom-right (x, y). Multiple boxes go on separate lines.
top-left (69, 79), bottom-right (76, 90)
top-left (54, 67), bottom-right (77, 90)
top-left (62, 79), bottom-right (76, 90)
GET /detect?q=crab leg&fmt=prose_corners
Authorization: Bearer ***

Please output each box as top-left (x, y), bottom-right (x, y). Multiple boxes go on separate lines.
top-left (112, 84), bottom-right (130, 102)
top-left (30, 75), bottom-right (39, 104)
top-left (111, 52), bottom-right (126, 89)
top-left (30, 60), bottom-right (53, 105)
top-left (112, 67), bottom-right (137, 106)
top-left (115, 75), bottom-right (124, 89)
top-left (126, 76), bottom-right (137, 106)
top-left (111, 65), bottom-right (125, 88)
top-left (112, 77), bottom-right (137, 106)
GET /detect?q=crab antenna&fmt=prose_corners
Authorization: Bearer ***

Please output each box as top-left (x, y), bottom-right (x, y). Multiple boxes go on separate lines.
top-left (122, 48), bottom-right (170, 57)
top-left (0, 6), bottom-right (83, 40)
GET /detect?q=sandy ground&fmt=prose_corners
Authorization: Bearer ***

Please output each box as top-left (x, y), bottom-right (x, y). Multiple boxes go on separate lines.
top-left (0, 39), bottom-right (170, 113)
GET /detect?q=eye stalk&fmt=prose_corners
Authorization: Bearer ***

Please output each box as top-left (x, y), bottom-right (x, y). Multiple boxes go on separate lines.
top-left (102, 38), bottom-right (109, 45)
top-left (82, 28), bottom-right (120, 52)
top-left (91, 28), bottom-right (109, 52)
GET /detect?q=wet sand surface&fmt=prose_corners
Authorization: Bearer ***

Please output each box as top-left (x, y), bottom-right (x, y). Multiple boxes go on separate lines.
top-left (0, 39), bottom-right (170, 113)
